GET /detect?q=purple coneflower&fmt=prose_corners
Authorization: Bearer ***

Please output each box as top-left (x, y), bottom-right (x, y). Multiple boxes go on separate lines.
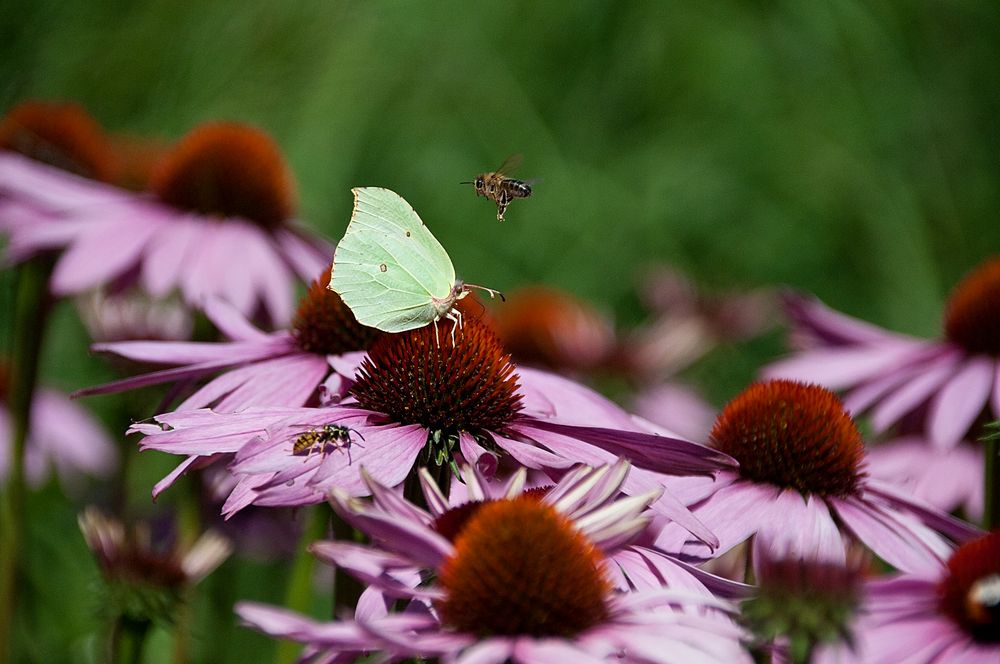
top-left (492, 286), bottom-right (616, 375)
top-left (0, 364), bottom-right (116, 490)
top-left (236, 462), bottom-right (750, 663)
top-left (133, 317), bottom-right (733, 541)
top-left (655, 380), bottom-right (981, 575)
top-left (765, 257), bottom-right (1000, 448)
top-left (846, 529), bottom-right (1000, 662)
top-left (1, 118), bottom-right (330, 324)
top-left (78, 268), bottom-right (381, 497)
top-left (866, 436), bottom-right (983, 522)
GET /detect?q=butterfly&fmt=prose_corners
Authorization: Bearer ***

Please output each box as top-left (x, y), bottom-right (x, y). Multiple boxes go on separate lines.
top-left (328, 187), bottom-right (501, 344)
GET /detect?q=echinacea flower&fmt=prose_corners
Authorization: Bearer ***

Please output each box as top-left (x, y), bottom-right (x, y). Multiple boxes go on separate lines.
top-left (845, 529), bottom-right (1000, 663)
top-left (133, 317), bottom-right (734, 544)
top-left (0, 100), bottom-right (117, 183)
top-left (765, 257), bottom-right (1000, 448)
top-left (655, 380), bottom-right (981, 575)
top-left (236, 462), bottom-right (750, 663)
top-left (624, 266), bottom-right (775, 381)
top-left (0, 364), bottom-right (116, 490)
top-left (1, 118), bottom-right (330, 324)
top-left (79, 507), bottom-right (231, 627)
top-left (743, 542), bottom-right (866, 664)
top-left (866, 436), bottom-right (983, 522)
top-left (77, 268), bottom-right (381, 496)
top-left (492, 286), bottom-right (616, 374)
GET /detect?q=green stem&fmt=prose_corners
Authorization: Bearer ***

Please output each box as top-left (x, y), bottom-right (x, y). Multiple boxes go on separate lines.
top-left (0, 258), bottom-right (53, 664)
top-left (275, 505), bottom-right (330, 664)
top-left (110, 616), bottom-right (152, 664)
top-left (984, 435), bottom-right (999, 530)
top-left (171, 475), bottom-right (202, 664)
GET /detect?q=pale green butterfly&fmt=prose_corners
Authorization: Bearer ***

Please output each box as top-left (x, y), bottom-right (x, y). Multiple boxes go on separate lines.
top-left (328, 187), bottom-right (501, 342)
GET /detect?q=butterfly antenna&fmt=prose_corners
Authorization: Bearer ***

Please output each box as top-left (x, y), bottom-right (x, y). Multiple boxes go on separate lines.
top-left (465, 283), bottom-right (505, 302)
top-left (459, 180), bottom-right (474, 185)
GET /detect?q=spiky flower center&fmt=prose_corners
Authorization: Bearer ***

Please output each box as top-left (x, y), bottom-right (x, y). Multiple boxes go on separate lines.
top-left (710, 380), bottom-right (865, 497)
top-left (944, 256), bottom-right (1000, 356)
top-left (939, 530), bottom-right (1000, 643)
top-left (0, 100), bottom-right (116, 181)
top-left (292, 268), bottom-right (381, 355)
top-left (149, 122), bottom-right (295, 230)
top-left (350, 317), bottom-right (523, 433)
top-left (437, 497), bottom-right (610, 637)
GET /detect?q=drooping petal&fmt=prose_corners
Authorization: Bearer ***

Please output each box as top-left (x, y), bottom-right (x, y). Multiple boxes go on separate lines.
top-left (926, 356), bottom-right (995, 449)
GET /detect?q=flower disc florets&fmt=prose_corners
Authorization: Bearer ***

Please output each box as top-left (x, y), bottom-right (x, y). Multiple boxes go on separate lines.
top-left (437, 497), bottom-right (610, 637)
top-left (292, 268), bottom-right (381, 355)
top-left (944, 256), bottom-right (1000, 356)
top-left (0, 100), bottom-right (116, 181)
top-left (938, 530), bottom-right (1000, 643)
top-left (350, 317), bottom-right (523, 433)
top-left (710, 380), bottom-right (865, 497)
top-left (149, 122), bottom-right (295, 230)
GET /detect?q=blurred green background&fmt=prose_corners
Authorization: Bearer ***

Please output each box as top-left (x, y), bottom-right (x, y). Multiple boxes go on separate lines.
top-left (2, 0), bottom-right (999, 661)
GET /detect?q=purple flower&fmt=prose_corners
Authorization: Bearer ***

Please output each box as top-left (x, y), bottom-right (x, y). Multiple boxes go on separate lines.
top-left (765, 258), bottom-right (1000, 448)
top-left (0, 372), bottom-right (116, 490)
top-left (78, 271), bottom-right (381, 498)
top-left (866, 436), bottom-right (983, 522)
top-left (236, 462), bottom-right (750, 663)
top-left (133, 318), bottom-right (734, 545)
top-left (845, 530), bottom-right (1000, 663)
top-left (655, 380), bottom-right (981, 575)
top-left (1, 121), bottom-right (330, 324)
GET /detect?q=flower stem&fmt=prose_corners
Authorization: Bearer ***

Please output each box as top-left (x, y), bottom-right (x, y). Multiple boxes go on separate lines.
top-left (110, 615), bottom-right (152, 664)
top-left (275, 505), bottom-right (330, 664)
top-left (0, 258), bottom-right (53, 663)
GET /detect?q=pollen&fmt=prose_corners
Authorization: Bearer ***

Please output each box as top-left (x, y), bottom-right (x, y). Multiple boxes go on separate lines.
top-left (710, 380), bottom-right (865, 497)
top-left (149, 122), bottom-right (295, 230)
top-left (944, 256), bottom-right (1000, 356)
top-left (437, 497), bottom-right (610, 637)
top-left (0, 100), bottom-right (116, 182)
top-left (292, 268), bottom-right (381, 355)
top-left (939, 530), bottom-right (1000, 643)
top-left (350, 317), bottom-right (523, 433)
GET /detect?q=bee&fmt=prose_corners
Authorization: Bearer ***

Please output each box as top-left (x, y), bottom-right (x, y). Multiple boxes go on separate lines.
top-left (463, 154), bottom-right (533, 222)
top-left (291, 424), bottom-right (365, 464)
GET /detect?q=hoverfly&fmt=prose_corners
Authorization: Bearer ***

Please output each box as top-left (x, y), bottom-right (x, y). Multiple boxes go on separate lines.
top-left (290, 424), bottom-right (365, 465)
top-left (463, 154), bottom-right (533, 222)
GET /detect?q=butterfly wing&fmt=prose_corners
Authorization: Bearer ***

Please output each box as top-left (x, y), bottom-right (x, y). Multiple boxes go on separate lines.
top-left (330, 187), bottom-right (457, 333)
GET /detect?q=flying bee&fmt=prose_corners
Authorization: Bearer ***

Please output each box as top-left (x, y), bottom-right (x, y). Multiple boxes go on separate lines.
top-left (463, 154), bottom-right (533, 222)
top-left (290, 424), bottom-right (365, 465)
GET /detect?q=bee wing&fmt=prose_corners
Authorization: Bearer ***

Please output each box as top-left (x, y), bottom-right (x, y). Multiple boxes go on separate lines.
top-left (495, 153), bottom-right (524, 176)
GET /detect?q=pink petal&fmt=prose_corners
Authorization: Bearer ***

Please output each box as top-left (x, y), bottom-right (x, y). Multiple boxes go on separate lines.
top-left (140, 216), bottom-right (200, 297)
top-left (202, 297), bottom-right (273, 343)
top-left (489, 430), bottom-right (576, 469)
top-left (834, 496), bottom-right (952, 575)
top-left (780, 292), bottom-right (910, 346)
top-left (308, 423), bottom-right (427, 495)
top-left (869, 350), bottom-right (962, 434)
top-left (212, 353), bottom-right (328, 411)
top-left (240, 224), bottom-right (294, 325)
top-left (50, 217), bottom-right (159, 294)
top-left (655, 479), bottom-right (782, 559)
top-left (927, 355), bottom-right (995, 449)
top-left (275, 227), bottom-right (332, 281)
top-left (763, 342), bottom-right (929, 390)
